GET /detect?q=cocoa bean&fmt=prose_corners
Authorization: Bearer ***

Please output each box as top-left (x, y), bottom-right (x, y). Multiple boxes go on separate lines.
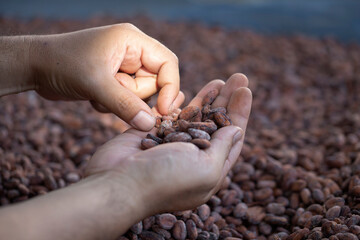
top-left (326, 206), bottom-right (341, 220)
top-left (141, 139), bottom-right (159, 150)
top-left (146, 134), bottom-right (163, 144)
top-left (139, 231), bottom-right (165, 240)
top-left (246, 206), bottom-right (266, 224)
top-left (157, 214), bottom-right (177, 230)
top-left (186, 219), bottom-right (198, 240)
top-left (325, 197), bottom-right (345, 210)
top-left (152, 225), bottom-right (171, 239)
top-left (164, 132), bottom-right (192, 143)
top-left (213, 112), bottom-right (232, 127)
top-left (266, 203), bottom-right (286, 215)
top-left (130, 221), bottom-right (143, 234)
top-left (187, 128), bottom-right (211, 140)
top-left (234, 202), bottom-right (248, 218)
top-left (202, 90), bottom-right (218, 106)
top-left (179, 106), bottom-right (202, 122)
top-left (191, 139), bottom-right (211, 149)
top-left (172, 220), bottom-right (186, 240)
top-left (198, 204), bottom-right (211, 221)
top-left (264, 214), bottom-right (288, 226)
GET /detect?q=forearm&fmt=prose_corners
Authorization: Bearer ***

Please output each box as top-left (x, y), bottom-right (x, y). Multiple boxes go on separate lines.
top-left (0, 172), bottom-right (145, 240)
top-left (0, 36), bottom-right (36, 96)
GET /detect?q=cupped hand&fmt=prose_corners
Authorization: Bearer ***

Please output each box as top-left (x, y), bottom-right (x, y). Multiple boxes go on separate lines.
top-left (31, 23), bottom-right (180, 131)
top-left (85, 73), bottom-right (252, 215)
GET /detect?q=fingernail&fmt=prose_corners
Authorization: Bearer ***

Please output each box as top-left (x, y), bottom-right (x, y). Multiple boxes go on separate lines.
top-left (232, 127), bottom-right (243, 145)
top-left (130, 110), bottom-right (156, 131)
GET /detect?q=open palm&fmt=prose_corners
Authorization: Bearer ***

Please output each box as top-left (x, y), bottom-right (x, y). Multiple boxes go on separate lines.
top-left (85, 73), bottom-right (252, 214)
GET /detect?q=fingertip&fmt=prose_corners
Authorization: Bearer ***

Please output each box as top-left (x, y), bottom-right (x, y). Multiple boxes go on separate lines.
top-left (228, 73), bottom-right (249, 87)
top-left (130, 110), bottom-right (156, 131)
top-left (157, 83), bottom-right (179, 114)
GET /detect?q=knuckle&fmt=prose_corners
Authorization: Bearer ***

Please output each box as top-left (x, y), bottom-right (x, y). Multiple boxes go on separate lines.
top-left (120, 22), bottom-right (138, 31)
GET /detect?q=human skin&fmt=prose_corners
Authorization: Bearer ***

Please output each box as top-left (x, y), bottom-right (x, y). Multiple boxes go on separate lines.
top-left (0, 74), bottom-right (252, 240)
top-left (0, 23), bottom-right (181, 131)
top-left (0, 24), bottom-right (252, 240)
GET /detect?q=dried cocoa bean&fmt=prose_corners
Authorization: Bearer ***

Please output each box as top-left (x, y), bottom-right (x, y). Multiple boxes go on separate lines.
top-left (146, 134), bottom-right (163, 144)
top-left (179, 106), bottom-right (202, 122)
top-left (164, 132), bottom-right (192, 143)
top-left (213, 111), bottom-right (232, 127)
top-left (202, 89), bottom-right (219, 106)
top-left (172, 220), bottom-right (186, 240)
top-left (141, 139), bottom-right (159, 150)
top-left (186, 219), bottom-right (198, 240)
top-left (191, 139), bottom-right (211, 149)
top-left (187, 128), bottom-right (211, 140)
top-left (157, 214), bottom-right (177, 230)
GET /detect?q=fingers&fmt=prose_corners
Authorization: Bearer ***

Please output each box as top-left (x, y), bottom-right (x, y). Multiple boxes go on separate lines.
top-left (115, 72), bottom-right (158, 99)
top-left (204, 126), bottom-right (243, 173)
top-left (188, 80), bottom-right (225, 108)
top-left (214, 87), bottom-right (253, 190)
top-left (90, 100), bottom-right (111, 113)
top-left (93, 75), bottom-right (156, 131)
top-left (140, 39), bottom-right (180, 115)
top-left (212, 73), bottom-right (249, 108)
top-left (152, 91), bottom-right (185, 117)
top-left (227, 87), bottom-right (253, 132)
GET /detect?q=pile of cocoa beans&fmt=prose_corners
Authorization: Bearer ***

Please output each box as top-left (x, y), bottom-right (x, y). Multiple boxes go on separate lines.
top-left (1, 17), bottom-right (360, 240)
top-left (141, 90), bottom-right (232, 150)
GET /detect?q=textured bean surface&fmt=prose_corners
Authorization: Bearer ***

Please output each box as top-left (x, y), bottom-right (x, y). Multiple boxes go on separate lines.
top-left (1, 17), bottom-right (360, 240)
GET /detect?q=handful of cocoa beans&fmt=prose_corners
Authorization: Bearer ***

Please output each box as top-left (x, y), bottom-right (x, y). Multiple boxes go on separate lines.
top-left (141, 90), bottom-right (232, 150)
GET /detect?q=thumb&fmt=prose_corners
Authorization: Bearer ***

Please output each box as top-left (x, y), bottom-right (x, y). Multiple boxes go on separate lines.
top-left (93, 77), bottom-right (156, 131)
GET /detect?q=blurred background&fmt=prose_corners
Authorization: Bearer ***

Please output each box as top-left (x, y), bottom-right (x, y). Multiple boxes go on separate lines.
top-left (1, 0), bottom-right (360, 42)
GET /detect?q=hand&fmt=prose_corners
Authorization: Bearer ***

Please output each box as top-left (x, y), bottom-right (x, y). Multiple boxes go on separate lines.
top-left (85, 73), bottom-right (252, 214)
top-left (30, 23), bottom-right (180, 131)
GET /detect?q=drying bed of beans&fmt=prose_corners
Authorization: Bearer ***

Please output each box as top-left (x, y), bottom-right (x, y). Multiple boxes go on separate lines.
top-left (1, 17), bottom-right (360, 240)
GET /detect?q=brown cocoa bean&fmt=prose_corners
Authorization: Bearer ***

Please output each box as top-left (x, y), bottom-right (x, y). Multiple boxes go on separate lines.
top-left (334, 233), bottom-right (358, 240)
top-left (178, 120), bottom-right (217, 134)
top-left (326, 206), bottom-right (341, 220)
top-left (143, 216), bottom-right (156, 230)
top-left (312, 189), bottom-right (325, 203)
top-left (264, 214), bottom-right (288, 226)
top-left (164, 132), bottom-right (192, 143)
top-left (187, 128), bottom-right (211, 140)
top-left (191, 139), bottom-right (211, 149)
top-left (179, 106), bottom-right (202, 122)
top-left (198, 204), bottom-right (211, 221)
top-left (234, 202), bottom-right (248, 218)
top-left (163, 127), bottom-right (176, 137)
top-left (213, 111), bottom-right (232, 127)
top-left (186, 219), bottom-right (198, 240)
top-left (172, 220), bottom-right (186, 240)
top-left (202, 89), bottom-right (219, 106)
top-left (130, 221), bottom-right (143, 234)
top-left (246, 206), bottom-right (266, 224)
top-left (325, 197), bottom-right (345, 210)
top-left (291, 179), bottom-right (307, 191)
top-left (146, 134), bottom-right (163, 144)
top-left (266, 203), bottom-right (286, 215)
top-left (141, 139), bottom-right (159, 150)
top-left (139, 231), bottom-right (165, 240)
top-left (157, 213), bottom-right (177, 230)
top-left (190, 213), bottom-right (204, 229)
top-left (152, 225), bottom-right (171, 239)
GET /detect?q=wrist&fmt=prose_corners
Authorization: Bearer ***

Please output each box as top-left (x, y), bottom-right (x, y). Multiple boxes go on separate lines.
top-left (0, 35), bottom-right (36, 96)
top-left (91, 171), bottom-right (148, 221)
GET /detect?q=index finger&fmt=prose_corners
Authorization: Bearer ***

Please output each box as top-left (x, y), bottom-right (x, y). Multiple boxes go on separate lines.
top-left (140, 38), bottom-right (180, 115)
